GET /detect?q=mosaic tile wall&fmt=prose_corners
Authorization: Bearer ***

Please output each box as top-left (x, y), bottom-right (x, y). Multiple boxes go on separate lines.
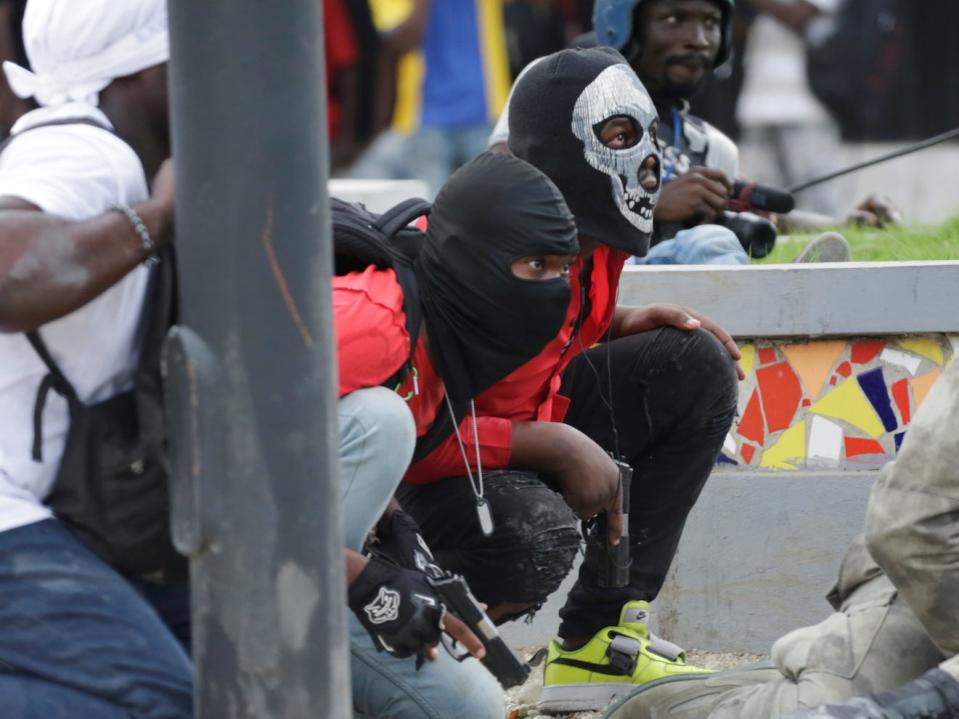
top-left (720, 334), bottom-right (959, 470)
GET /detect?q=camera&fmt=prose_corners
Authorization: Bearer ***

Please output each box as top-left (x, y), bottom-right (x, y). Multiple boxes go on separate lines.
top-left (715, 210), bottom-right (777, 259)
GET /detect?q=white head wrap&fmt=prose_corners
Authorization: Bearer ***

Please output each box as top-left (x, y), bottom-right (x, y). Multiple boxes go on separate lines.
top-left (2, 0), bottom-right (169, 108)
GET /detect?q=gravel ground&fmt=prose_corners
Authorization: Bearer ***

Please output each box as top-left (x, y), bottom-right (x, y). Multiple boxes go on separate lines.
top-left (504, 648), bottom-right (767, 719)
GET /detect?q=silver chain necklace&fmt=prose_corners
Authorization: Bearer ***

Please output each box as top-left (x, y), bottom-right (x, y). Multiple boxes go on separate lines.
top-left (443, 392), bottom-right (494, 536)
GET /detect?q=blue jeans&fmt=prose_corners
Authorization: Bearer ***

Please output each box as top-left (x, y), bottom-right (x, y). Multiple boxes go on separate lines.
top-left (0, 387), bottom-right (502, 719)
top-left (0, 520), bottom-right (193, 718)
top-left (340, 387), bottom-right (504, 719)
top-left (632, 224), bottom-right (748, 265)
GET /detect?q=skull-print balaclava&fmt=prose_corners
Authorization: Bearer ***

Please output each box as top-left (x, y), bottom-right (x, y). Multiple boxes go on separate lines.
top-left (508, 47), bottom-right (661, 256)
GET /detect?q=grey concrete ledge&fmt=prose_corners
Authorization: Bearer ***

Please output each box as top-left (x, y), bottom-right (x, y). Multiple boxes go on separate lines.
top-left (500, 470), bottom-right (875, 653)
top-left (654, 471), bottom-right (876, 653)
top-left (620, 261), bottom-right (959, 338)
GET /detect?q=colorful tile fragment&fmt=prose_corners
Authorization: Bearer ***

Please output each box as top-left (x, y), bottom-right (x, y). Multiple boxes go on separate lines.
top-left (845, 437), bottom-right (885, 458)
top-left (857, 368), bottom-right (897, 433)
top-left (880, 348), bottom-right (923, 376)
top-left (756, 362), bottom-right (803, 433)
top-left (912, 369), bottom-right (942, 408)
top-left (894, 432), bottom-right (906, 453)
top-left (739, 344), bottom-right (757, 377)
top-left (758, 346), bottom-right (777, 365)
top-left (781, 341), bottom-right (845, 399)
top-left (807, 416), bottom-right (842, 467)
top-left (899, 337), bottom-right (944, 366)
top-left (760, 422), bottom-right (806, 470)
top-left (891, 379), bottom-right (911, 425)
top-left (723, 433), bottom-right (736, 457)
top-left (851, 340), bottom-right (886, 365)
top-left (737, 390), bottom-right (765, 444)
top-left (809, 378), bottom-right (885, 438)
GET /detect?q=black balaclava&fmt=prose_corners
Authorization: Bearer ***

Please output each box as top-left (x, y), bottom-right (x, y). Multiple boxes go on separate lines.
top-left (508, 47), bottom-right (662, 256)
top-left (416, 151), bottom-right (579, 402)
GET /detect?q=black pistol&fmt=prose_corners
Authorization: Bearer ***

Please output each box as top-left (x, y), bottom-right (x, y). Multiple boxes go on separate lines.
top-left (427, 571), bottom-right (531, 689)
top-left (597, 459), bottom-right (632, 588)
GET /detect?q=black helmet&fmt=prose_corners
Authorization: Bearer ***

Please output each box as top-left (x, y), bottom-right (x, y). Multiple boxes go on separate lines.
top-left (593, 0), bottom-right (735, 66)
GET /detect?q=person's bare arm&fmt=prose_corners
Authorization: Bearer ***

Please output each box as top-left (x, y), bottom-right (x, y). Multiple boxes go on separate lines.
top-left (510, 420), bottom-right (623, 546)
top-left (331, 65), bottom-right (361, 170)
top-left (0, 159), bottom-right (174, 333)
top-left (370, 1), bottom-right (431, 133)
top-left (654, 166), bottom-right (731, 225)
top-left (381, 0), bottom-right (430, 56)
top-left (744, 0), bottom-right (822, 33)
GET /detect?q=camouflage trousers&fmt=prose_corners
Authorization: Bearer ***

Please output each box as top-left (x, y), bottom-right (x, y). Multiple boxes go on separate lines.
top-left (608, 360), bottom-right (959, 719)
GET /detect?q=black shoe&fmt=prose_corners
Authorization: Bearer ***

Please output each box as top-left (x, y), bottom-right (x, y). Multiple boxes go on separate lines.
top-left (782, 668), bottom-right (959, 719)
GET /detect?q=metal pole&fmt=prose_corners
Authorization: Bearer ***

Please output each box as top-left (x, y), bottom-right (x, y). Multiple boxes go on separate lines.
top-left (165, 2), bottom-right (350, 717)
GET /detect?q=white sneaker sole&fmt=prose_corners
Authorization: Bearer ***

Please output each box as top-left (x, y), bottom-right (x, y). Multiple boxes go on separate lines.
top-left (793, 231), bottom-right (851, 263)
top-left (539, 682), bottom-right (634, 713)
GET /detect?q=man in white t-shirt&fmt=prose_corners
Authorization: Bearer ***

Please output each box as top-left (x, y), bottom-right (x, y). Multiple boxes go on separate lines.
top-left (736, 0), bottom-right (845, 216)
top-left (0, 1), bottom-right (188, 716)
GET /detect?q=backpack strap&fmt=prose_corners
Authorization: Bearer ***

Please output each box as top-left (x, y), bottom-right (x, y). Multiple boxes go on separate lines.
top-left (25, 330), bottom-right (79, 461)
top-left (374, 198), bottom-right (431, 239)
top-left (378, 199), bottom-right (430, 393)
top-left (375, 198), bottom-right (466, 463)
top-left (4, 116), bottom-right (149, 463)
top-left (0, 116), bottom-right (118, 154)
top-left (15, 117), bottom-right (117, 135)
top-left (389, 262), bottom-right (422, 383)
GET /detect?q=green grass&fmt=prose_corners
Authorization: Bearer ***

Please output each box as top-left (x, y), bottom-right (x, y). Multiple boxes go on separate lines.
top-left (754, 215), bottom-right (959, 263)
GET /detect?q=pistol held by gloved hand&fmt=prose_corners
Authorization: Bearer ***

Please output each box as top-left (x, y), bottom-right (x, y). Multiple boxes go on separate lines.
top-left (348, 553), bottom-right (485, 663)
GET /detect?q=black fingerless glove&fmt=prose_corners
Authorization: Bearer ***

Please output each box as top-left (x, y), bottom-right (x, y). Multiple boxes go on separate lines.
top-left (376, 509), bottom-right (435, 572)
top-left (348, 554), bottom-right (444, 658)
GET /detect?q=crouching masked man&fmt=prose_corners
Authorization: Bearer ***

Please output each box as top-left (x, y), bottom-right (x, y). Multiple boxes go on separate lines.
top-left (397, 48), bottom-right (742, 713)
top-left (335, 151), bottom-right (579, 718)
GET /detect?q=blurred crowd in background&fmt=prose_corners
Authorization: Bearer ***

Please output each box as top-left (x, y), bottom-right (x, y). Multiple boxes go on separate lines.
top-left (304, 0), bottom-right (958, 213)
top-left (336, 0), bottom-right (959, 213)
top-left (1, 0), bottom-right (955, 214)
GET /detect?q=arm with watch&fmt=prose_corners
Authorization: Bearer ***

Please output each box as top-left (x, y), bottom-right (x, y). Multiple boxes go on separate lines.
top-left (0, 157), bottom-right (174, 333)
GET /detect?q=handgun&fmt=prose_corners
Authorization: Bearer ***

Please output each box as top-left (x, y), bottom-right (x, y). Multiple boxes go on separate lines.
top-left (426, 571), bottom-right (531, 689)
top-left (594, 459), bottom-right (632, 588)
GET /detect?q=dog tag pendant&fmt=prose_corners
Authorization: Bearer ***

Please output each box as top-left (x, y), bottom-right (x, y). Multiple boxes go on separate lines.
top-left (476, 497), bottom-right (494, 536)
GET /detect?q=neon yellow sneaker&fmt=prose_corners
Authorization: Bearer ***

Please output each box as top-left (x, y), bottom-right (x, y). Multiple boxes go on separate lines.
top-left (539, 600), bottom-right (715, 712)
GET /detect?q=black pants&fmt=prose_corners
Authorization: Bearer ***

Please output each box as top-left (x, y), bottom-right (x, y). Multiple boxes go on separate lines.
top-left (398, 327), bottom-right (739, 639)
